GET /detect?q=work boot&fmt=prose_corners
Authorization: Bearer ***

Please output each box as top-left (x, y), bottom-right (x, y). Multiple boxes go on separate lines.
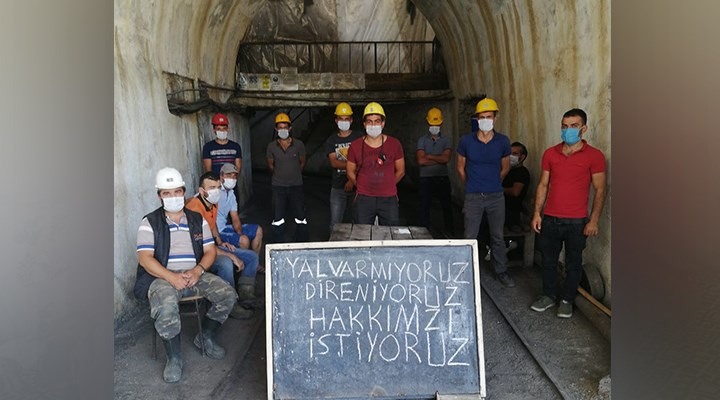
top-left (236, 276), bottom-right (258, 306)
top-left (194, 316), bottom-right (226, 359)
top-left (229, 302), bottom-right (254, 320)
top-left (161, 334), bottom-right (183, 383)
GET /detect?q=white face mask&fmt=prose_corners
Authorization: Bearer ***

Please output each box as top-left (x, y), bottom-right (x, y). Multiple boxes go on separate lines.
top-left (277, 129), bottom-right (289, 139)
top-left (204, 188), bottom-right (221, 204)
top-left (477, 118), bottom-right (494, 132)
top-left (509, 154), bottom-right (519, 167)
top-left (429, 126), bottom-right (441, 135)
top-left (162, 196), bottom-right (185, 213)
top-left (337, 120), bottom-right (351, 131)
top-left (222, 178), bottom-right (236, 190)
top-left (365, 125), bottom-right (382, 138)
top-left (215, 130), bottom-right (228, 140)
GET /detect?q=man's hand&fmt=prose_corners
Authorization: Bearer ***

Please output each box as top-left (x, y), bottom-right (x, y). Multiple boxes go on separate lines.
top-left (531, 214), bottom-right (542, 233)
top-left (343, 180), bottom-right (354, 192)
top-left (584, 220), bottom-right (600, 237)
top-left (181, 266), bottom-right (203, 288)
top-left (221, 241), bottom-right (237, 252)
top-left (229, 254), bottom-right (245, 272)
top-left (167, 271), bottom-right (189, 290)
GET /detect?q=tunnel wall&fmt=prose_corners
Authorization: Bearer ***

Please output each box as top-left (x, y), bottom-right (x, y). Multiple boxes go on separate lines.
top-left (415, 0), bottom-right (612, 304)
top-left (113, 0), bottom-right (261, 324)
top-left (114, 0), bottom-right (612, 323)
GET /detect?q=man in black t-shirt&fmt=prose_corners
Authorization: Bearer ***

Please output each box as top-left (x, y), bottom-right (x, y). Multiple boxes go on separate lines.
top-left (324, 102), bottom-right (363, 232)
top-left (503, 141), bottom-right (531, 230)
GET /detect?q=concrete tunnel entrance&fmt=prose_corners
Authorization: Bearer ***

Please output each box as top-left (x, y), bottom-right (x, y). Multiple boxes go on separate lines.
top-left (114, 0), bottom-right (611, 324)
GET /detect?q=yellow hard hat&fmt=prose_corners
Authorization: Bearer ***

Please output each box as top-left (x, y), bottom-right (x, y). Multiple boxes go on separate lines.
top-left (426, 107), bottom-right (443, 125)
top-left (334, 102), bottom-right (353, 116)
top-left (363, 102), bottom-right (385, 118)
top-left (274, 112), bottom-right (291, 125)
top-left (475, 98), bottom-right (499, 114)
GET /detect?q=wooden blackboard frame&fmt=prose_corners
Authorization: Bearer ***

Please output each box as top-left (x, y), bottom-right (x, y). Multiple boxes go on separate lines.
top-left (265, 239), bottom-right (486, 400)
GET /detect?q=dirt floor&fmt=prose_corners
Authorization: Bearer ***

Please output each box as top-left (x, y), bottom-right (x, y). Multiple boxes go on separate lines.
top-left (114, 171), bottom-right (610, 399)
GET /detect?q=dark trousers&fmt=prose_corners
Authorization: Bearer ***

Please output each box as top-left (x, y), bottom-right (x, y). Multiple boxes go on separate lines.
top-left (463, 192), bottom-right (507, 274)
top-left (418, 176), bottom-right (454, 232)
top-left (539, 215), bottom-right (588, 301)
top-left (353, 194), bottom-right (399, 226)
top-left (271, 185), bottom-right (308, 243)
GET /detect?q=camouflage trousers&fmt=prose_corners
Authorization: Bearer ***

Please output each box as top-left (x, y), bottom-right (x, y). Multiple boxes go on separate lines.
top-left (148, 272), bottom-right (237, 340)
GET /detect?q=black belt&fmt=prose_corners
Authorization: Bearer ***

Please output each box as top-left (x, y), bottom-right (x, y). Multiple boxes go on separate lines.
top-left (544, 215), bottom-right (587, 224)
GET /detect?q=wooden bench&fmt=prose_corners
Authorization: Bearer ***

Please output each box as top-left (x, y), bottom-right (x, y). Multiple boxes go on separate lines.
top-left (503, 225), bottom-right (536, 268)
top-left (329, 223), bottom-right (433, 241)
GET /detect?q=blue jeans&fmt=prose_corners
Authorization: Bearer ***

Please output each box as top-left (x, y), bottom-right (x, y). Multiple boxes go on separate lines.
top-left (271, 185), bottom-right (308, 243)
top-left (211, 250), bottom-right (259, 288)
top-left (539, 215), bottom-right (588, 302)
top-left (353, 194), bottom-right (399, 226)
top-left (463, 192), bottom-right (507, 274)
top-left (418, 176), bottom-right (454, 232)
top-left (329, 187), bottom-right (355, 231)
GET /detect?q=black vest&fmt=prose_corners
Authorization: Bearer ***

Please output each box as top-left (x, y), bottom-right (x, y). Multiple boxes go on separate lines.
top-left (133, 207), bottom-right (205, 300)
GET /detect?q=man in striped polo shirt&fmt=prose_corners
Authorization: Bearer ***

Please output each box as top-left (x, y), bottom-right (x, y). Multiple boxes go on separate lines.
top-left (134, 167), bottom-right (236, 383)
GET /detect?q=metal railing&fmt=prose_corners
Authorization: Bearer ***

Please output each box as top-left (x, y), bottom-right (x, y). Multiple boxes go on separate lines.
top-left (236, 41), bottom-right (444, 75)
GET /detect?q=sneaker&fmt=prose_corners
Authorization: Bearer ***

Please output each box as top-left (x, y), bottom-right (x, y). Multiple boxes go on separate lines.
top-left (497, 272), bottom-right (516, 288)
top-left (557, 300), bottom-right (573, 318)
top-left (530, 295), bottom-right (555, 312)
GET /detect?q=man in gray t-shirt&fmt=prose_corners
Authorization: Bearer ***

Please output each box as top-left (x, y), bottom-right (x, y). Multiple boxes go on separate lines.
top-left (266, 112), bottom-right (308, 243)
top-left (416, 107), bottom-right (454, 236)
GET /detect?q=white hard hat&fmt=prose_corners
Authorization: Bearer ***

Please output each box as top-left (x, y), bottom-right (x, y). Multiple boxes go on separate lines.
top-left (155, 167), bottom-right (185, 189)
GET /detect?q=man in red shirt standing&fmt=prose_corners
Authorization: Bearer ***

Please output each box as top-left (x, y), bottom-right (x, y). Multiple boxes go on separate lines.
top-left (346, 102), bottom-right (405, 226)
top-left (530, 108), bottom-right (607, 319)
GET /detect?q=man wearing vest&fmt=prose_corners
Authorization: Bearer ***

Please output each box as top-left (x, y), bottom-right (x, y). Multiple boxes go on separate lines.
top-left (134, 168), bottom-right (236, 383)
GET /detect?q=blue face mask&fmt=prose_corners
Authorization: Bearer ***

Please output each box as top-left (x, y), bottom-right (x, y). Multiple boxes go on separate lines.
top-left (561, 128), bottom-right (581, 145)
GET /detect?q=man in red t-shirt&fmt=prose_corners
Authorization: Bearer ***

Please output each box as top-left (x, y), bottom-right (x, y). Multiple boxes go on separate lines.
top-left (346, 102), bottom-right (405, 226)
top-left (530, 108), bottom-right (607, 319)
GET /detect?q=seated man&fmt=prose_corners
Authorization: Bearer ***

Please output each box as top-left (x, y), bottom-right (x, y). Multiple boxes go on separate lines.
top-left (133, 167), bottom-right (236, 383)
top-left (503, 141), bottom-right (531, 231)
top-left (217, 163), bottom-right (265, 273)
top-left (185, 171), bottom-right (259, 314)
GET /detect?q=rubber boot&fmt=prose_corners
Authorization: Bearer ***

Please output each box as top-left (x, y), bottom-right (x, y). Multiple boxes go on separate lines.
top-left (229, 301), bottom-right (254, 320)
top-left (161, 334), bottom-right (183, 383)
top-left (236, 276), bottom-right (257, 306)
top-left (194, 316), bottom-right (226, 359)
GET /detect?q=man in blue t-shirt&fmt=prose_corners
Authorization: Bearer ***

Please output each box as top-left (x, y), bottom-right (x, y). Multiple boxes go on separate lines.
top-left (202, 113), bottom-right (242, 174)
top-left (456, 97), bottom-right (515, 288)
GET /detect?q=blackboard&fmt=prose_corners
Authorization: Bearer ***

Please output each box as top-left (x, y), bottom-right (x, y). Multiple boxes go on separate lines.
top-left (265, 240), bottom-right (486, 400)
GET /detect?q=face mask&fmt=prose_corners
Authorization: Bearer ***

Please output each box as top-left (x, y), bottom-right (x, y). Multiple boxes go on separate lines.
top-left (429, 126), bottom-right (441, 136)
top-left (277, 129), bottom-right (289, 139)
top-left (215, 130), bottom-right (228, 140)
top-left (477, 118), bottom-right (494, 132)
top-left (509, 155), bottom-right (519, 167)
top-left (162, 196), bottom-right (185, 213)
top-left (204, 188), bottom-right (221, 204)
top-left (561, 128), bottom-right (581, 145)
top-left (222, 178), bottom-right (236, 190)
top-left (337, 121), bottom-right (351, 131)
top-left (366, 125), bottom-right (382, 138)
